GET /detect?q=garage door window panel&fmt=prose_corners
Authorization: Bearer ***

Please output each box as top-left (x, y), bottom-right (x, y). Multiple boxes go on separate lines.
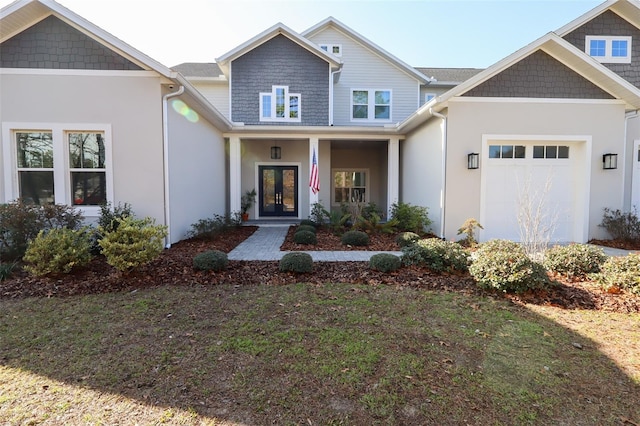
top-left (489, 145), bottom-right (526, 159)
top-left (533, 145), bottom-right (570, 159)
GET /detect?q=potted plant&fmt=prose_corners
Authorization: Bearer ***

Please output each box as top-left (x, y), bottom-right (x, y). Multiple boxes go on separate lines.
top-left (241, 189), bottom-right (257, 221)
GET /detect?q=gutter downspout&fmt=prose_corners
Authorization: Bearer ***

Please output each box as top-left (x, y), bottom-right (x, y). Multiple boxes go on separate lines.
top-left (329, 68), bottom-right (342, 126)
top-left (430, 108), bottom-right (447, 239)
top-left (162, 85), bottom-right (185, 248)
top-left (624, 109), bottom-right (639, 210)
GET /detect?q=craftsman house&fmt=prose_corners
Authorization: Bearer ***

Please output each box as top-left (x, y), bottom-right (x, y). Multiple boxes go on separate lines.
top-left (2, 0), bottom-right (640, 244)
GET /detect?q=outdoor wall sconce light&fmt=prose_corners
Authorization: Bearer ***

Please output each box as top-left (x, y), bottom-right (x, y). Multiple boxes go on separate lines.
top-left (467, 153), bottom-right (479, 169)
top-left (270, 145), bottom-right (281, 160)
top-left (602, 153), bottom-right (617, 170)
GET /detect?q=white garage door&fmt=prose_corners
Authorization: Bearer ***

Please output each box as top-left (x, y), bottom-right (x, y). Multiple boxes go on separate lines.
top-left (480, 142), bottom-right (586, 244)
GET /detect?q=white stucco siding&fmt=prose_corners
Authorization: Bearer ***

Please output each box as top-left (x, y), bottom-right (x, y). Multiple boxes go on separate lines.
top-left (0, 72), bottom-right (165, 224)
top-left (306, 27), bottom-right (420, 126)
top-left (166, 102), bottom-right (227, 243)
top-left (189, 81), bottom-right (230, 120)
top-left (445, 98), bottom-right (626, 242)
top-left (401, 118), bottom-right (445, 235)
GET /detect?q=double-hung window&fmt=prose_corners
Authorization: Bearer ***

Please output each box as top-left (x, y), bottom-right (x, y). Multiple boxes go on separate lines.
top-left (3, 123), bottom-right (112, 211)
top-left (319, 44), bottom-right (342, 56)
top-left (585, 36), bottom-right (632, 63)
top-left (351, 89), bottom-right (391, 122)
top-left (259, 85), bottom-right (301, 122)
top-left (333, 169), bottom-right (368, 205)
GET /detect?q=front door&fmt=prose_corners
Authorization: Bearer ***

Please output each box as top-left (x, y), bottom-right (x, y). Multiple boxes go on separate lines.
top-left (259, 166), bottom-right (298, 217)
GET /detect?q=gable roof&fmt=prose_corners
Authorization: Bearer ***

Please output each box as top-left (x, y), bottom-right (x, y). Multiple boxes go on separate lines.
top-left (302, 17), bottom-right (430, 85)
top-left (556, 0), bottom-right (640, 37)
top-left (172, 62), bottom-right (225, 81)
top-left (1, 0), bottom-right (232, 130)
top-left (399, 31), bottom-right (640, 133)
top-left (215, 22), bottom-right (342, 76)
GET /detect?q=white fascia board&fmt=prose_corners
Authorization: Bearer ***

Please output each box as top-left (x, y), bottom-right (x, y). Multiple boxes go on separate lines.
top-left (302, 17), bottom-right (430, 85)
top-left (173, 74), bottom-right (233, 131)
top-left (555, 0), bottom-right (626, 37)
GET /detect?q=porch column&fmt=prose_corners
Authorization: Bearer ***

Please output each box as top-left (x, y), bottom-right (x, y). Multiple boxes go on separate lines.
top-left (309, 137), bottom-right (320, 208)
top-left (229, 136), bottom-right (242, 215)
top-left (387, 137), bottom-right (400, 218)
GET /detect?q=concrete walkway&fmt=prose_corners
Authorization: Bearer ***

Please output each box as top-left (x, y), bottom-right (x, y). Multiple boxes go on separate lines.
top-left (228, 225), bottom-right (402, 262)
top-left (228, 225), bottom-right (638, 262)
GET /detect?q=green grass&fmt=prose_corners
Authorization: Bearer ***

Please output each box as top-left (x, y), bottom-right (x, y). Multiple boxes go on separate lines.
top-left (0, 283), bottom-right (638, 425)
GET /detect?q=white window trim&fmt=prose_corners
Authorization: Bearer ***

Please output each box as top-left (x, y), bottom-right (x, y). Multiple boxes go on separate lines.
top-left (2, 122), bottom-right (114, 217)
top-left (259, 85), bottom-right (301, 123)
top-left (585, 35), bottom-right (632, 63)
top-left (319, 43), bottom-right (342, 56)
top-left (331, 168), bottom-right (369, 206)
top-left (350, 89), bottom-right (392, 122)
top-left (425, 92), bottom-right (437, 103)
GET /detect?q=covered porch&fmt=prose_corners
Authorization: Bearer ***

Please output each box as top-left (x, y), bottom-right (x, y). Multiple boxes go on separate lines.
top-left (226, 131), bottom-right (401, 221)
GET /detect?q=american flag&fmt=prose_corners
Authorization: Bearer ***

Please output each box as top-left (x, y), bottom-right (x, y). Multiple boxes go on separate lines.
top-left (310, 147), bottom-right (320, 194)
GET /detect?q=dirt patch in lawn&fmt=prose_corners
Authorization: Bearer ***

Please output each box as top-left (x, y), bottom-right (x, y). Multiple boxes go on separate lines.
top-left (1, 226), bottom-right (639, 313)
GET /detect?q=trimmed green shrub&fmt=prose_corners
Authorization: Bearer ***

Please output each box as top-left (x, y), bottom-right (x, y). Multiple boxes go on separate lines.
top-left (309, 202), bottom-right (330, 226)
top-left (341, 230), bottom-right (369, 246)
top-left (592, 254), bottom-right (640, 295)
top-left (395, 232), bottom-right (420, 248)
top-left (23, 228), bottom-right (92, 276)
top-left (600, 208), bottom-right (640, 241)
top-left (294, 230), bottom-right (317, 245)
top-left (296, 224), bottom-right (317, 234)
top-left (469, 240), bottom-right (549, 293)
top-left (98, 202), bottom-right (134, 234)
top-left (369, 253), bottom-right (402, 273)
top-left (543, 244), bottom-right (606, 278)
top-left (390, 202), bottom-right (431, 233)
top-left (401, 238), bottom-right (469, 273)
top-left (187, 213), bottom-right (239, 240)
top-left (279, 252), bottom-right (313, 273)
top-left (99, 216), bottom-right (167, 272)
top-left (300, 219), bottom-right (317, 228)
top-left (193, 250), bottom-right (229, 271)
top-left (0, 201), bottom-right (84, 260)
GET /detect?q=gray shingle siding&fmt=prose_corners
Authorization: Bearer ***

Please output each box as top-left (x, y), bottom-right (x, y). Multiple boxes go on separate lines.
top-left (563, 10), bottom-right (640, 87)
top-left (463, 51), bottom-right (613, 99)
top-left (0, 15), bottom-right (142, 70)
top-left (231, 35), bottom-right (329, 126)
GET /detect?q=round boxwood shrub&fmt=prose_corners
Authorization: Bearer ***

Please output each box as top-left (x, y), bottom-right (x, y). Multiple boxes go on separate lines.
top-left (279, 252), bottom-right (313, 273)
top-left (296, 224), bottom-right (317, 234)
top-left (294, 230), bottom-right (317, 245)
top-left (469, 239), bottom-right (549, 293)
top-left (300, 219), bottom-right (317, 228)
top-left (341, 230), bottom-right (369, 246)
top-left (543, 244), bottom-right (606, 278)
top-left (193, 250), bottom-right (228, 271)
top-left (369, 253), bottom-right (402, 273)
top-left (395, 231), bottom-right (420, 248)
top-left (592, 254), bottom-right (640, 295)
top-left (401, 238), bottom-right (469, 273)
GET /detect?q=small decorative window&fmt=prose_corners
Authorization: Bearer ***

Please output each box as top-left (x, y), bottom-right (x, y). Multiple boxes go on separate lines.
top-left (533, 145), bottom-right (569, 159)
top-left (425, 93), bottom-right (436, 103)
top-left (351, 89), bottom-right (392, 121)
top-left (259, 86), bottom-right (301, 122)
top-left (333, 170), bottom-right (367, 205)
top-left (488, 145), bottom-right (525, 159)
top-left (319, 44), bottom-right (342, 56)
top-left (585, 36), bottom-right (632, 63)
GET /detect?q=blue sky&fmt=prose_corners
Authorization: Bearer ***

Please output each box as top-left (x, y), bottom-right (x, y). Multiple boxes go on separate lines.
top-left (2, 0), bottom-right (603, 68)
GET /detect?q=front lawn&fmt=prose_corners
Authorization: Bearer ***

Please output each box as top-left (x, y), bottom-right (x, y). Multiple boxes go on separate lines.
top-left (1, 283), bottom-right (638, 425)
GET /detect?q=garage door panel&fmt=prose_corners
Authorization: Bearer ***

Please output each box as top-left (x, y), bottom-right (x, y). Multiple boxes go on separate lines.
top-left (481, 142), bottom-right (582, 244)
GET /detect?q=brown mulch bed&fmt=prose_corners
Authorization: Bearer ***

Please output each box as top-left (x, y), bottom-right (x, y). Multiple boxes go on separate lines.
top-left (589, 238), bottom-right (640, 250)
top-left (280, 225), bottom-right (403, 251)
top-left (1, 226), bottom-right (639, 313)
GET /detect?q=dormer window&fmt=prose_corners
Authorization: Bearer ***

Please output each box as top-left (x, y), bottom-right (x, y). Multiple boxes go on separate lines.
top-left (319, 44), bottom-right (342, 56)
top-left (259, 86), bottom-right (301, 122)
top-left (585, 36), bottom-right (632, 63)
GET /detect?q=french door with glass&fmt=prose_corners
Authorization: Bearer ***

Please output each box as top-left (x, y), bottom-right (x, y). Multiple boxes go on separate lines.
top-left (258, 165), bottom-right (298, 217)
